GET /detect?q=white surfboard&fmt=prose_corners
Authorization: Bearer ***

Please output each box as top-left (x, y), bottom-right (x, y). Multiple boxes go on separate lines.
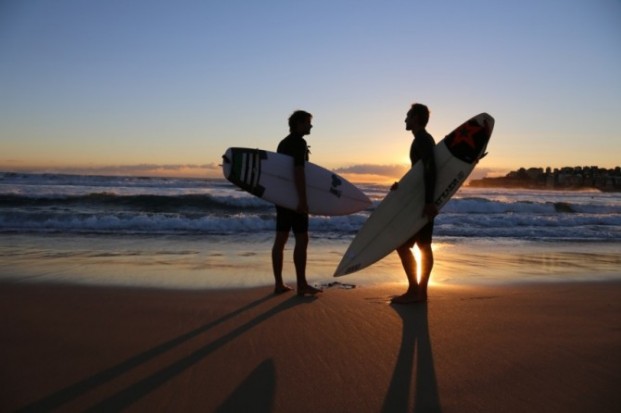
top-left (334, 113), bottom-right (495, 277)
top-left (222, 147), bottom-right (371, 216)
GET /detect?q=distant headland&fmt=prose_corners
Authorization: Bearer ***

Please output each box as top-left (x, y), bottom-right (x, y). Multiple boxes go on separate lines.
top-left (469, 166), bottom-right (621, 192)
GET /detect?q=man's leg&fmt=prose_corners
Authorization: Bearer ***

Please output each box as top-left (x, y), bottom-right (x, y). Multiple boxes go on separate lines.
top-left (272, 231), bottom-right (292, 294)
top-left (293, 232), bottom-right (321, 296)
top-left (293, 232), bottom-right (308, 284)
top-left (417, 243), bottom-right (434, 301)
top-left (392, 244), bottom-right (419, 303)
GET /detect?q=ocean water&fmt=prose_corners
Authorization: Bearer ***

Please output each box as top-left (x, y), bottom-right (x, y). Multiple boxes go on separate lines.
top-left (1, 172), bottom-right (620, 288)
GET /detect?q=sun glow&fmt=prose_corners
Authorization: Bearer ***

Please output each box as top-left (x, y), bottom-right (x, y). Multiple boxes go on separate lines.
top-left (399, 154), bottom-right (411, 167)
top-left (412, 245), bottom-right (422, 283)
top-left (339, 172), bottom-right (399, 185)
top-left (411, 243), bottom-right (442, 286)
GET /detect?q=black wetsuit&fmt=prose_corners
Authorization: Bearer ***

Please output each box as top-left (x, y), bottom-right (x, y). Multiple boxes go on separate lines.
top-left (406, 129), bottom-right (437, 246)
top-left (275, 134), bottom-right (309, 233)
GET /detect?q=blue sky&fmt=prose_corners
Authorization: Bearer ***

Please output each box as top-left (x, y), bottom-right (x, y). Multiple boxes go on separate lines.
top-left (1, 0), bottom-right (619, 181)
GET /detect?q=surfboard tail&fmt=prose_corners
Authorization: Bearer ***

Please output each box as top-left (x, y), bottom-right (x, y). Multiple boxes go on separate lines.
top-left (333, 249), bottom-right (360, 277)
top-left (333, 265), bottom-right (352, 277)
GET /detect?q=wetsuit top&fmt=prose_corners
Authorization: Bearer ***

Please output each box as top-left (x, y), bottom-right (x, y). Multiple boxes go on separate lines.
top-left (410, 129), bottom-right (437, 204)
top-left (277, 134), bottom-right (309, 166)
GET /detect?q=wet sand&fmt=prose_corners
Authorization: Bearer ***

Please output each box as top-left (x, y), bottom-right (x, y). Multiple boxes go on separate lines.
top-left (1, 281), bottom-right (619, 412)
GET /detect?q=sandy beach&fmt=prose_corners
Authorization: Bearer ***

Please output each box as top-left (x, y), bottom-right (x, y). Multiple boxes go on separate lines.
top-left (1, 280), bottom-right (619, 412)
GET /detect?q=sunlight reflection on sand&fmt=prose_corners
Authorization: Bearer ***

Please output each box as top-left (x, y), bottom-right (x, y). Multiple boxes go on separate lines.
top-left (1, 234), bottom-right (619, 289)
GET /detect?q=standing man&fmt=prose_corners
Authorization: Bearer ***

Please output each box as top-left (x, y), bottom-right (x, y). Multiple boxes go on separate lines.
top-left (272, 110), bottom-right (322, 297)
top-left (392, 103), bottom-right (438, 304)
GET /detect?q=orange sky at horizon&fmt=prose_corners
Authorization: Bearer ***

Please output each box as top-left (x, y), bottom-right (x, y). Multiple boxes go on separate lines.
top-left (4, 158), bottom-right (617, 187)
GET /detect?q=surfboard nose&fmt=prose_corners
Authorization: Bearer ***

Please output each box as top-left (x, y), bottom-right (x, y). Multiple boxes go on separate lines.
top-left (444, 113), bottom-right (494, 164)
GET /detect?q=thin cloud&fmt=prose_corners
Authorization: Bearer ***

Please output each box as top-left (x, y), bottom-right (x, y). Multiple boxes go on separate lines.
top-left (334, 164), bottom-right (408, 178)
top-left (1, 163), bottom-right (222, 178)
top-left (333, 164), bottom-right (508, 184)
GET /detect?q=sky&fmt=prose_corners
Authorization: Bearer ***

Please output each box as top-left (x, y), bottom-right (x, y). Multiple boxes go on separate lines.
top-left (1, 0), bottom-right (620, 182)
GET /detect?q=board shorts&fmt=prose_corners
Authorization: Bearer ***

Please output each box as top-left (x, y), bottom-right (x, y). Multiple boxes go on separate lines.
top-left (403, 219), bottom-right (434, 248)
top-left (275, 206), bottom-right (309, 234)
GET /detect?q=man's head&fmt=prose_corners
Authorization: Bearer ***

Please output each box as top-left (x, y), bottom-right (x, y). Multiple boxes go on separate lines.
top-left (405, 103), bottom-right (430, 131)
top-left (289, 110), bottom-right (313, 136)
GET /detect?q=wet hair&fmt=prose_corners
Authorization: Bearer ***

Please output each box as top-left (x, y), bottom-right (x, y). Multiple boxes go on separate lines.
top-left (288, 110), bottom-right (312, 131)
top-left (409, 103), bottom-right (430, 127)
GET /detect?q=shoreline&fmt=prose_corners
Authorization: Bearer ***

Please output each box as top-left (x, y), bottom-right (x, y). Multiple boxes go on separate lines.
top-left (2, 233), bottom-right (620, 290)
top-left (1, 280), bottom-right (619, 412)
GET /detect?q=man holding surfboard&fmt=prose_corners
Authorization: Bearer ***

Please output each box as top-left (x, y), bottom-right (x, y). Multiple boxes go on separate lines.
top-left (272, 110), bottom-right (322, 297)
top-left (392, 103), bottom-right (438, 304)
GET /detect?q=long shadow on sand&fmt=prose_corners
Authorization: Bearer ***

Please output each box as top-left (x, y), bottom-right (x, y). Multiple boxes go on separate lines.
top-left (381, 304), bottom-right (441, 413)
top-left (18, 293), bottom-right (307, 412)
top-left (84, 296), bottom-right (310, 412)
top-left (215, 358), bottom-right (276, 413)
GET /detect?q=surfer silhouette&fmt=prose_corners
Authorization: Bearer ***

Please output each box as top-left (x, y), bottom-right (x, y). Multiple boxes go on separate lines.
top-left (391, 103), bottom-right (438, 304)
top-left (272, 110), bottom-right (322, 297)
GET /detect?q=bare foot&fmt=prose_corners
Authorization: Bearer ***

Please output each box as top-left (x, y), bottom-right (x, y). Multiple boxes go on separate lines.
top-left (297, 285), bottom-right (323, 297)
top-left (391, 292), bottom-right (426, 304)
top-left (274, 284), bottom-right (293, 295)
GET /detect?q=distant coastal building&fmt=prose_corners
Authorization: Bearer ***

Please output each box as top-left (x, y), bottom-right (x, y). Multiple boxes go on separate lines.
top-left (469, 166), bottom-right (621, 192)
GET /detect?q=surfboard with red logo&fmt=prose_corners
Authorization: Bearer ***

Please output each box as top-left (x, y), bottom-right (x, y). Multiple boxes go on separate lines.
top-left (334, 113), bottom-right (494, 277)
